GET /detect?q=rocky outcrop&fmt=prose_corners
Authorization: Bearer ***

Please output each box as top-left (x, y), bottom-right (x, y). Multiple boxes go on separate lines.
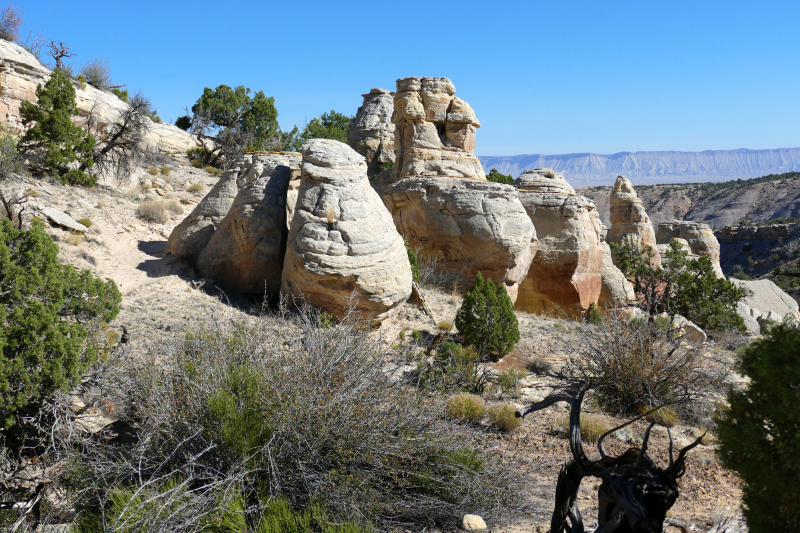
top-left (715, 223), bottom-right (800, 243)
top-left (346, 88), bottom-right (395, 179)
top-left (731, 278), bottom-right (800, 334)
top-left (165, 153), bottom-right (300, 267)
top-left (381, 177), bottom-right (535, 301)
top-left (392, 77), bottom-right (484, 181)
top-left (599, 242), bottom-right (637, 308)
top-left (0, 39), bottom-right (196, 157)
top-left (607, 175), bottom-right (661, 268)
top-left (656, 220), bottom-right (724, 277)
top-left (281, 139), bottom-right (411, 322)
top-left (194, 153), bottom-right (302, 295)
top-left (513, 169), bottom-right (604, 316)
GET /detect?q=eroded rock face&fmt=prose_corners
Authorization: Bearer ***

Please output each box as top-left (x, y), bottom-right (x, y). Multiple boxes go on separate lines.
top-left (731, 278), bottom-right (800, 334)
top-left (607, 175), bottom-right (661, 268)
top-left (0, 39), bottom-right (196, 156)
top-left (195, 153), bottom-right (302, 295)
top-left (281, 139), bottom-right (411, 321)
top-left (656, 220), bottom-right (724, 278)
top-left (346, 88), bottom-right (395, 179)
top-left (165, 153), bottom-right (300, 268)
top-left (381, 177), bottom-right (535, 301)
top-left (599, 241), bottom-right (637, 308)
top-left (514, 169), bottom-right (604, 316)
top-left (392, 77), bottom-right (484, 181)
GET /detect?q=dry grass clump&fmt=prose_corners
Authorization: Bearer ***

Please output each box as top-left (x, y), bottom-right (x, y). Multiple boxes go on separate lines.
top-left (146, 166), bottom-right (158, 176)
top-left (187, 182), bottom-right (204, 194)
top-left (160, 166), bottom-right (169, 175)
top-left (64, 230), bottom-right (85, 246)
top-left (437, 321), bottom-right (453, 332)
top-left (526, 355), bottom-right (552, 375)
top-left (445, 393), bottom-right (485, 424)
top-left (205, 166), bottom-right (221, 177)
top-left (556, 414), bottom-right (609, 443)
top-left (191, 159), bottom-right (204, 169)
top-left (136, 200), bottom-right (169, 224)
top-left (77, 217), bottom-right (92, 228)
top-left (497, 368), bottom-right (525, 398)
top-left (166, 200), bottom-right (183, 215)
top-left (488, 404), bottom-right (521, 433)
top-left (643, 406), bottom-right (679, 428)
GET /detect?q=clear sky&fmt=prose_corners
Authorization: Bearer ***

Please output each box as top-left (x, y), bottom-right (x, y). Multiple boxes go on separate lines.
top-left (19, 0), bottom-right (800, 156)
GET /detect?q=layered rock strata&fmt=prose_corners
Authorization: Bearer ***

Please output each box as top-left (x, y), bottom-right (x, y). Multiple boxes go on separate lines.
top-left (346, 88), bottom-right (395, 179)
top-left (165, 153), bottom-right (300, 268)
top-left (392, 77), bottom-right (484, 180)
top-left (656, 220), bottom-right (724, 277)
top-left (381, 177), bottom-right (535, 301)
top-left (281, 139), bottom-right (412, 321)
top-left (0, 39), bottom-right (196, 157)
top-left (607, 175), bottom-right (661, 268)
top-left (514, 169), bottom-right (605, 316)
top-left (195, 154), bottom-right (302, 295)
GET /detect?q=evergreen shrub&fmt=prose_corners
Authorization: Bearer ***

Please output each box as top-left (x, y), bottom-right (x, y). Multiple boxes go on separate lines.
top-left (454, 272), bottom-right (519, 361)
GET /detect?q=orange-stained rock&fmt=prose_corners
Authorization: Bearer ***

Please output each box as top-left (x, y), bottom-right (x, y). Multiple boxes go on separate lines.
top-left (514, 169), bottom-right (605, 317)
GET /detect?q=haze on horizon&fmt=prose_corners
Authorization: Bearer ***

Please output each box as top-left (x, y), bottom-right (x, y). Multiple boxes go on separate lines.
top-left (20, 0), bottom-right (800, 156)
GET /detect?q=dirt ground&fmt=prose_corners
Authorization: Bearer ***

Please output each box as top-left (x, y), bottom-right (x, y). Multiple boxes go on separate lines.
top-left (5, 154), bottom-right (745, 532)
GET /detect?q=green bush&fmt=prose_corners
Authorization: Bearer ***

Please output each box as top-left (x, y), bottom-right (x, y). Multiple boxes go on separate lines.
top-left (205, 165), bottom-right (221, 176)
top-left (418, 341), bottom-right (484, 393)
top-left (110, 88), bottom-right (129, 102)
top-left (585, 303), bottom-right (602, 325)
top-left (454, 272), bottom-right (519, 361)
top-left (0, 219), bottom-right (120, 428)
top-left (487, 404), bottom-right (521, 433)
top-left (497, 368), bottom-right (525, 397)
top-left (77, 217), bottom-right (92, 228)
top-left (405, 239), bottom-right (420, 284)
top-left (717, 320), bottom-right (800, 532)
top-left (444, 393), bottom-right (485, 424)
top-left (175, 115), bottom-right (192, 131)
top-left (18, 68), bottom-right (96, 186)
top-left (160, 166), bottom-right (170, 175)
top-left (486, 168), bottom-right (514, 185)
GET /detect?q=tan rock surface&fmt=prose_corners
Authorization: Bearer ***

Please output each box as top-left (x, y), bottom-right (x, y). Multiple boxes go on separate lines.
top-left (195, 153), bottom-right (301, 295)
top-left (281, 139), bottom-right (411, 321)
top-left (607, 175), bottom-right (661, 268)
top-left (656, 220), bottom-right (724, 277)
top-left (347, 88), bottom-right (395, 179)
top-left (0, 40), bottom-right (197, 158)
top-left (381, 177), bottom-right (535, 300)
top-left (514, 169), bottom-right (604, 316)
top-left (392, 77), bottom-right (485, 181)
top-left (599, 241), bottom-right (637, 308)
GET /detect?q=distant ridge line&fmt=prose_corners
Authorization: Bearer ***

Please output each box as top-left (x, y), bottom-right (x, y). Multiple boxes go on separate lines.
top-left (479, 147), bottom-right (800, 187)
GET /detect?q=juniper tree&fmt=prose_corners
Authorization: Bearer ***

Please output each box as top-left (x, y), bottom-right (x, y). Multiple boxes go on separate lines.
top-left (455, 272), bottom-right (519, 361)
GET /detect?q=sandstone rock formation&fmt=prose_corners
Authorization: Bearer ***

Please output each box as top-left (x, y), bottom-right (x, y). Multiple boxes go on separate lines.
top-left (195, 153), bottom-right (302, 295)
top-left (607, 175), bottom-right (661, 268)
top-left (346, 88), bottom-right (395, 179)
top-left (0, 40), bottom-right (196, 157)
top-left (656, 220), bottom-right (724, 277)
top-left (281, 139), bottom-right (411, 321)
top-left (513, 169), bottom-right (604, 316)
top-left (599, 241), bottom-right (637, 308)
top-left (165, 153), bottom-right (300, 268)
top-left (392, 77), bottom-right (484, 181)
top-left (381, 177), bottom-right (535, 301)
top-left (731, 278), bottom-right (800, 334)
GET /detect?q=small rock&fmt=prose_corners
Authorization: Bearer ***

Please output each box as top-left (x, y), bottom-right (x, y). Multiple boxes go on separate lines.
top-left (141, 178), bottom-right (153, 189)
top-left (155, 188), bottom-right (166, 197)
top-left (462, 514), bottom-right (486, 531)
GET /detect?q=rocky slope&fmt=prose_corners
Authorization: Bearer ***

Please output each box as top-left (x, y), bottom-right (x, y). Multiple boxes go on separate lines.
top-left (481, 148), bottom-right (800, 187)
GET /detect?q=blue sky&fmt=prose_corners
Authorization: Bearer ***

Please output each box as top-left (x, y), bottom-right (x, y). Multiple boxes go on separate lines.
top-left (21, 0), bottom-right (800, 156)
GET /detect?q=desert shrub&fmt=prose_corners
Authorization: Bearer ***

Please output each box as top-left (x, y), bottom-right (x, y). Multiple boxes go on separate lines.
top-left (69, 308), bottom-right (513, 531)
top-left (0, 124), bottom-right (22, 178)
top-left (160, 166), bottom-right (169, 175)
top-left (405, 238), bottom-right (420, 284)
top-left (77, 217), bottom-right (92, 228)
top-left (166, 201), bottom-right (183, 215)
top-left (497, 368), bottom-right (525, 397)
top-left (445, 393), bottom-right (485, 424)
top-left (717, 320), bottom-right (800, 533)
top-left (487, 404), bottom-right (521, 433)
top-left (186, 146), bottom-right (208, 162)
top-left (416, 249), bottom-right (451, 289)
top-left (379, 161), bottom-right (394, 172)
top-left (65, 230), bottom-right (85, 246)
top-left (191, 159), bottom-right (204, 168)
top-left (565, 307), bottom-right (726, 419)
top-left (411, 329), bottom-right (423, 343)
top-left (486, 168), bottom-right (514, 185)
top-left (79, 57), bottom-right (112, 90)
top-left (76, 74), bottom-right (87, 89)
top-left (526, 355), bottom-right (552, 375)
top-left (136, 200), bottom-right (168, 224)
top-left (17, 68), bottom-right (96, 186)
top-left (418, 341), bottom-right (485, 393)
top-left (110, 88), bottom-right (129, 102)
top-left (643, 406), bottom-right (679, 428)
top-left (585, 303), bottom-right (602, 325)
top-left (0, 219), bottom-right (120, 428)
top-left (175, 115), bottom-right (192, 131)
top-left (556, 414), bottom-right (608, 443)
top-left (147, 166), bottom-right (158, 176)
top-left (437, 321), bottom-right (452, 332)
top-left (0, 4), bottom-right (23, 41)
top-left (187, 182), bottom-right (204, 194)
top-left (455, 272), bottom-right (519, 361)
top-left (206, 165), bottom-right (221, 176)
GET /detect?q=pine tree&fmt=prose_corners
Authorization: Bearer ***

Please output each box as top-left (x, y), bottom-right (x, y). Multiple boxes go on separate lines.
top-left (454, 272), bottom-right (519, 361)
top-left (0, 219), bottom-right (120, 428)
top-left (716, 321), bottom-right (800, 532)
top-left (18, 68), bottom-right (96, 186)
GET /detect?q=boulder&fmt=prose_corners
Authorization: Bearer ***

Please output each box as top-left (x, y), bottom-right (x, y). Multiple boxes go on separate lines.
top-left (195, 154), bottom-right (302, 295)
top-left (346, 88), bottom-right (395, 179)
top-left (392, 77), bottom-right (484, 181)
top-left (657, 220), bottom-right (724, 277)
top-left (0, 39), bottom-right (196, 159)
top-left (380, 177), bottom-right (535, 301)
top-left (513, 169), bottom-right (604, 316)
top-left (36, 206), bottom-right (89, 233)
top-left (607, 176), bottom-right (660, 268)
top-left (672, 315), bottom-right (707, 344)
top-left (731, 278), bottom-right (800, 334)
top-left (280, 139), bottom-right (412, 322)
top-left (462, 514), bottom-right (487, 531)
